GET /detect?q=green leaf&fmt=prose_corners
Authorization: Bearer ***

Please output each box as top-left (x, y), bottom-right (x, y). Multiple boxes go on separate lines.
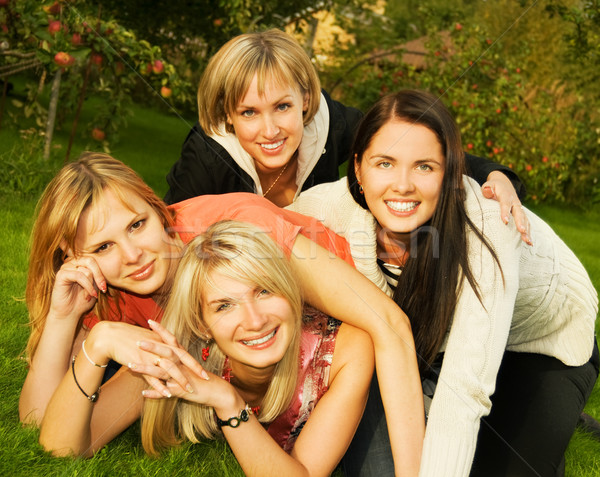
top-left (35, 30), bottom-right (54, 43)
top-left (70, 48), bottom-right (92, 61)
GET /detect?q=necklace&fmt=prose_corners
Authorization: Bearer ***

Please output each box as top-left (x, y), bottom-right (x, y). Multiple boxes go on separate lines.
top-left (262, 162), bottom-right (289, 197)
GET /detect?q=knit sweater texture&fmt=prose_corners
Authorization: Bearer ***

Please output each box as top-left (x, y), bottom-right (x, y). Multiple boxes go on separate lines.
top-left (287, 176), bottom-right (598, 476)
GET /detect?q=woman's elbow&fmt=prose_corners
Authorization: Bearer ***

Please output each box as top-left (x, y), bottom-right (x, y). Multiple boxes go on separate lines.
top-left (18, 395), bottom-right (43, 427)
top-left (38, 432), bottom-right (92, 458)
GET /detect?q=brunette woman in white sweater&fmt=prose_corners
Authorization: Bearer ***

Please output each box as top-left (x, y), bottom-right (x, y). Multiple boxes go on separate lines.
top-left (288, 89), bottom-right (599, 477)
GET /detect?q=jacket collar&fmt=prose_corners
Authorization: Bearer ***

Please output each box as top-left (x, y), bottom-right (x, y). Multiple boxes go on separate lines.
top-left (209, 92), bottom-right (330, 199)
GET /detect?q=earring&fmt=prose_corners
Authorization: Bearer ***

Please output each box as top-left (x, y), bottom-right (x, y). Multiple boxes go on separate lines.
top-left (202, 345), bottom-right (210, 361)
top-left (359, 184), bottom-right (364, 194)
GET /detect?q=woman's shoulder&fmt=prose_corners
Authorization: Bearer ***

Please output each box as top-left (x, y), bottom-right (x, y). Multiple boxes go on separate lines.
top-left (321, 90), bottom-right (363, 133)
top-left (290, 178), bottom-right (360, 218)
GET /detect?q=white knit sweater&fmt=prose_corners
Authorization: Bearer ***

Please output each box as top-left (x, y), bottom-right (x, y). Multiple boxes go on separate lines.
top-left (287, 176), bottom-right (598, 477)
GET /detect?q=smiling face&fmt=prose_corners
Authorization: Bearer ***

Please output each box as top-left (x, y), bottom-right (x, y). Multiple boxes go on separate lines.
top-left (201, 271), bottom-right (295, 374)
top-left (355, 119), bottom-right (445, 241)
top-left (227, 74), bottom-right (309, 174)
top-left (74, 188), bottom-right (175, 297)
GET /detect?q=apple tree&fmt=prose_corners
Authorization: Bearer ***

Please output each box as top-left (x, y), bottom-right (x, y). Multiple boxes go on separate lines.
top-left (0, 0), bottom-right (190, 160)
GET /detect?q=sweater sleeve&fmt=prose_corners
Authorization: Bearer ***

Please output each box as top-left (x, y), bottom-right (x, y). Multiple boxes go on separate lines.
top-left (164, 123), bottom-right (255, 204)
top-left (419, 178), bottom-right (523, 477)
top-left (465, 153), bottom-right (526, 200)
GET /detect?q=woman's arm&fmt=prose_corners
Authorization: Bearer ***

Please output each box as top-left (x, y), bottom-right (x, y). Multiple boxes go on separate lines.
top-left (38, 321), bottom-right (179, 456)
top-left (465, 153), bottom-right (526, 200)
top-left (481, 171), bottom-right (531, 245)
top-left (290, 234), bottom-right (424, 476)
top-left (20, 257), bottom-right (107, 425)
top-left (419, 183), bottom-right (523, 476)
top-left (465, 154), bottom-right (530, 244)
top-left (291, 323), bottom-right (374, 474)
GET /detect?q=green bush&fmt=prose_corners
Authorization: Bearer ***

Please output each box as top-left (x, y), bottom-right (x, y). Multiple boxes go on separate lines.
top-left (331, 24), bottom-right (600, 206)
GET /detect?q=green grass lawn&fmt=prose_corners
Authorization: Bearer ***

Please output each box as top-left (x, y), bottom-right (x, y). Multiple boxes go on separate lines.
top-left (0, 83), bottom-right (599, 476)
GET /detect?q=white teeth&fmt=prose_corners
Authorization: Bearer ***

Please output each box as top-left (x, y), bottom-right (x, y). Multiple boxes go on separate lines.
top-left (261, 140), bottom-right (284, 150)
top-left (386, 201), bottom-right (419, 212)
top-left (242, 329), bottom-right (276, 346)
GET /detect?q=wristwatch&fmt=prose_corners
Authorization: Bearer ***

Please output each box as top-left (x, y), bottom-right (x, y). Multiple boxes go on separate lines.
top-left (216, 404), bottom-right (253, 428)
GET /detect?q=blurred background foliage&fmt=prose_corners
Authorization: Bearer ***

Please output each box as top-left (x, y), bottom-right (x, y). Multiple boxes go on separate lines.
top-left (0, 0), bottom-right (598, 205)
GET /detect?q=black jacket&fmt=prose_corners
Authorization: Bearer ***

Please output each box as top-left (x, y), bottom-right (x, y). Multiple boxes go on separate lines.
top-left (164, 90), bottom-right (524, 204)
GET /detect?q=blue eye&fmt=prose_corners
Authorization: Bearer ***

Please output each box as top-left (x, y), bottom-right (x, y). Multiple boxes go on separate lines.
top-left (241, 110), bottom-right (255, 118)
top-left (379, 161), bottom-right (392, 169)
top-left (417, 164), bottom-right (433, 171)
top-left (216, 302), bottom-right (232, 312)
top-left (94, 243), bottom-right (111, 254)
top-left (277, 103), bottom-right (291, 112)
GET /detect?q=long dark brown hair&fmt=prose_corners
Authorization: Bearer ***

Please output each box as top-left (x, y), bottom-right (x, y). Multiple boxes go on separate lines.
top-left (347, 89), bottom-right (501, 376)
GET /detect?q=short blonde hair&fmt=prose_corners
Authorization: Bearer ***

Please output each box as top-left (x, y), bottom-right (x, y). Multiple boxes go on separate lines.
top-left (25, 152), bottom-right (175, 361)
top-left (198, 29), bottom-right (321, 135)
top-left (141, 221), bottom-right (303, 455)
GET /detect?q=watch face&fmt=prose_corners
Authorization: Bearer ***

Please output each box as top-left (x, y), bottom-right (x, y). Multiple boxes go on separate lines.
top-left (240, 409), bottom-right (249, 422)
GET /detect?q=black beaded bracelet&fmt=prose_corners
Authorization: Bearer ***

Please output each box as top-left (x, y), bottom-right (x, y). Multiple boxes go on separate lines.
top-left (71, 356), bottom-right (100, 402)
top-left (216, 404), bottom-right (252, 428)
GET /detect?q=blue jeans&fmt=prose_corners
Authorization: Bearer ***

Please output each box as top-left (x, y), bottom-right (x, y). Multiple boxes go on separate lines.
top-left (341, 374), bottom-right (395, 477)
top-left (341, 339), bottom-right (599, 477)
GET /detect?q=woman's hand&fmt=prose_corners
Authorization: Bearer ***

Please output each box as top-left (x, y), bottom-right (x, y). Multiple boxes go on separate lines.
top-left (20, 256), bottom-right (108, 425)
top-left (85, 320), bottom-right (166, 372)
top-left (49, 254), bottom-right (108, 320)
top-left (130, 320), bottom-right (228, 405)
top-left (482, 171), bottom-right (532, 245)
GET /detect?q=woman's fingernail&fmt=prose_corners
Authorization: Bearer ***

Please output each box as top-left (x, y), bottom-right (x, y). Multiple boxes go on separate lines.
top-left (201, 370), bottom-right (209, 381)
top-left (148, 319), bottom-right (157, 327)
top-left (186, 384), bottom-right (195, 393)
top-left (142, 390), bottom-right (147, 397)
top-left (503, 216), bottom-right (509, 224)
top-left (128, 362), bottom-right (136, 369)
top-left (163, 389), bottom-right (172, 398)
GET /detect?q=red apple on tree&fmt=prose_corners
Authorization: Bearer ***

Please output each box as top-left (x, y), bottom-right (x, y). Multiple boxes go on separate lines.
top-left (91, 128), bottom-right (106, 141)
top-left (48, 20), bottom-right (63, 36)
top-left (71, 33), bottom-right (82, 46)
top-left (54, 52), bottom-right (75, 67)
top-left (91, 53), bottom-right (103, 66)
top-left (152, 59), bottom-right (164, 74)
top-left (48, 1), bottom-right (61, 14)
top-left (213, 18), bottom-right (223, 27)
top-left (160, 86), bottom-right (172, 98)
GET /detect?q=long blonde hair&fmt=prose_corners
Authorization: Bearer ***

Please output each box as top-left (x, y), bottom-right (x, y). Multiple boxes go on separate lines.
top-left (198, 29), bottom-right (321, 135)
top-left (141, 221), bottom-right (303, 455)
top-left (25, 152), bottom-right (176, 361)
